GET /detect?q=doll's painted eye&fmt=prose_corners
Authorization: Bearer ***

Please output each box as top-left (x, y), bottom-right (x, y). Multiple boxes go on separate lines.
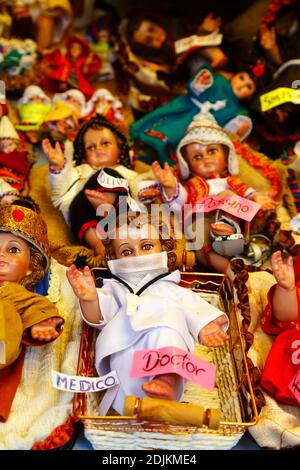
top-left (86, 145), bottom-right (97, 152)
top-left (142, 243), bottom-right (154, 251)
top-left (192, 155), bottom-right (204, 161)
top-left (8, 246), bottom-right (21, 254)
top-left (121, 249), bottom-right (133, 257)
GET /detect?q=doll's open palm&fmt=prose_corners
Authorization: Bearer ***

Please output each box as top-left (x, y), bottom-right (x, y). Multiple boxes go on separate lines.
top-left (85, 190), bottom-right (110, 210)
top-left (271, 251), bottom-right (295, 291)
top-left (31, 317), bottom-right (63, 341)
top-left (67, 264), bottom-right (98, 302)
top-left (199, 318), bottom-right (229, 347)
top-left (199, 12), bottom-right (221, 33)
top-left (152, 161), bottom-right (177, 198)
top-left (251, 192), bottom-right (277, 211)
top-left (42, 138), bottom-right (65, 168)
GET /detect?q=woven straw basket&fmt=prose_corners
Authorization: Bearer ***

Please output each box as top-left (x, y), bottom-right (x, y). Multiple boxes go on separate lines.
top-left (73, 271), bottom-right (259, 450)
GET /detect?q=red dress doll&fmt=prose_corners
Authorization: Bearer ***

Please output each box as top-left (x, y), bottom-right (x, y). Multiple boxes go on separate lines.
top-left (261, 251), bottom-right (300, 407)
top-left (41, 35), bottom-right (101, 99)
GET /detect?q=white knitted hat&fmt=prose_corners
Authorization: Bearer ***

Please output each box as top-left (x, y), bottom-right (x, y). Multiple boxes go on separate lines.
top-left (0, 116), bottom-right (20, 141)
top-left (18, 85), bottom-right (50, 105)
top-left (176, 112), bottom-right (238, 180)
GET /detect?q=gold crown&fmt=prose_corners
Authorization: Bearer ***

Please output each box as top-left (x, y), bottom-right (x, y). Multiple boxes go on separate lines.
top-left (0, 205), bottom-right (50, 269)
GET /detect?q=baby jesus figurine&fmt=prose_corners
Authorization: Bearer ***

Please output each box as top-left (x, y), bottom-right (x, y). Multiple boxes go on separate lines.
top-left (67, 212), bottom-right (228, 413)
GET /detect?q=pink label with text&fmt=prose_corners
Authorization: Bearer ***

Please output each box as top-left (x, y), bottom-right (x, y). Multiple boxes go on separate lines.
top-left (193, 194), bottom-right (260, 222)
top-left (288, 369), bottom-right (300, 403)
top-left (130, 346), bottom-right (216, 391)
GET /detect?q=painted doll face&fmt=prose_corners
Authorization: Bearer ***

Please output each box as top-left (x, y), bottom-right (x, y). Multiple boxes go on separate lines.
top-left (0, 232), bottom-right (32, 285)
top-left (183, 143), bottom-right (227, 178)
top-left (0, 138), bottom-right (17, 153)
top-left (133, 20), bottom-right (167, 49)
top-left (70, 42), bottom-right (83, 59)
top-left (112, 222), bottom-right (162, 258)
top-left (56, 117), bottom-right (77, 138)
top-left (98, 30), bottom-right (109, 43)
top-left (66, 96), bottom-right (81, 113)
top-left (84, 127), bottom-right (120, 169)
top-left (30, 95), bottom-right (43, 104)
top-left (230, 72), bottom-right (256, 100)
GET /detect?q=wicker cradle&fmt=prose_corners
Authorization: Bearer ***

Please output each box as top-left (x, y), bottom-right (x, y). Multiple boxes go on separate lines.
top-left (73, 271), bottom-right (259, 450)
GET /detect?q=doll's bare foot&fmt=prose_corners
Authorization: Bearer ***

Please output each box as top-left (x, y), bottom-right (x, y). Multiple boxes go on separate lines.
top-left (142, 374), bottom-right (179, 400)
top-left (85, 190), bottom-right (108, 210)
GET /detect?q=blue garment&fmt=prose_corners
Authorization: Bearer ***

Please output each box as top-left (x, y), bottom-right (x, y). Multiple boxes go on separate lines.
top-left (130, 63), bottom-right (248, 166)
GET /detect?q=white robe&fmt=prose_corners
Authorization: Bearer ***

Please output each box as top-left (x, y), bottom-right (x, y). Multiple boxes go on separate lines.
top-left (82, 270), bottom-right (228, 415)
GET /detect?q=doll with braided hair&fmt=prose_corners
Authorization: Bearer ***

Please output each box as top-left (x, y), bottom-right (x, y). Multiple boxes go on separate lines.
top-left (42, 115), bottom-right (138, 257)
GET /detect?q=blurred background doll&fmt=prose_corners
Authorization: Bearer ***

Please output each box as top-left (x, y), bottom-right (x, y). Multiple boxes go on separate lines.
top-left (0, 115), bottom-right (33, 205)
top-left (260, 250), bottom-right (300, 407)
top-left (130, 61), bottom-right (257, 167)
top-left (83, 88), bottom-right (126, 130)
top-left (67, 212), bottom-right (229, 415)
top-left (0, 0), bottom-right (12, 37)
top-left (8, 0), bottom-right (72, 53)
top-left (15, 85), bottom-right (52, 144)
top-left (41, 35), bottom-right (101, 99)
top-left (52, 89), bottom-right (87, 122)
top-left (153, 112), bottom-right (276, 273)
top-left (0, 201), bottom-right (64, 421)
top-left (43, 100), bottom-right (79, 143)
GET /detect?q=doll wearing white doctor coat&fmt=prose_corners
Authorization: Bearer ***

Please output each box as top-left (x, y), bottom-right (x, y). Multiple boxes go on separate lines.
top-left (82, 263), bottom-right (228, 415)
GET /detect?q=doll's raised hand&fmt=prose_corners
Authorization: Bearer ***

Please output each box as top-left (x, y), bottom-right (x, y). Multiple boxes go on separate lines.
top-left (42, 138), bottom-right (65, 169)
top-left (199, 315), bottom-right (229, 347)
top-left (250, 192), bottom-right (277, 211)
top-left (152, 161), bottom-right (177, 200)
top-left (30, 317), bottom-right (63, 341)
top-left (67, 264), bottom-right (98, 302)
top-left (271, 251), bottom-right (295, 291)
top-left (259, 25), bottom-right (277, 51)
top-left (198, 12), bottom-right (221, 34)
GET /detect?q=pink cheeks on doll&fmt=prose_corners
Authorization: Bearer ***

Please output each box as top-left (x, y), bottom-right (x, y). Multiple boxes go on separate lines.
top-left (182, 143), bottom-right (227, 178)
top-left (83, 128), bottom-right (121, 169)
top-left (0, 233), bottom-right (32, 285)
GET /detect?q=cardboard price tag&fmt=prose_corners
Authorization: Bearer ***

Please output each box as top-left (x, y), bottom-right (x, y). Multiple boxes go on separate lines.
top-left (260, 87), bottom-right (300, 112)
top-left (194, 194), bottom-right (260, 222)
top-left (175, 33), bottom-right (223, 54)
top-left (52, 370), bottom-right (119, 393)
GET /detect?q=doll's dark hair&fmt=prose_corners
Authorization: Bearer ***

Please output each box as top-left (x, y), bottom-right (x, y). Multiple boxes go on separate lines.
top-left (73, 114), bottom-right (132, 168)
top-left (103, 211), bottom-right (177, 270)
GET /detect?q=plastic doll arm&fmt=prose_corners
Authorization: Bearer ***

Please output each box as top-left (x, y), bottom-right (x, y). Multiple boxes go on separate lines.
top-left (30, 317), bottom-right (64, 342)
top-left (269, 251), bottom-right (298, 322)
top-left (259, 25), bottom-right (283, 66)
top-left (197, 12), bottom-right (221, 35)
top-left (198, 316), bottom-right (229, 347)
top-left (42, 138), bottom-right (65, 170)
top-left (67, 264), bottom-right (103, 324)
top-left (250, 192), bottom-right (277, 211)
top-left (152, 161), bottom-right (177, 200)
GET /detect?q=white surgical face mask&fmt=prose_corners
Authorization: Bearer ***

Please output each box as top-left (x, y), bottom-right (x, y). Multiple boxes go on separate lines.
top-left (108, 251), bottom-right (169, 286)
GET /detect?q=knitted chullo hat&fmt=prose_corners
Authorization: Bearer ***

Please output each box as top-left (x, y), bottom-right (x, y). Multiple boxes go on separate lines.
top-left (176, 112), bottom-right (239, 180)
top-left (0, 203), bottom-right (50, 270)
